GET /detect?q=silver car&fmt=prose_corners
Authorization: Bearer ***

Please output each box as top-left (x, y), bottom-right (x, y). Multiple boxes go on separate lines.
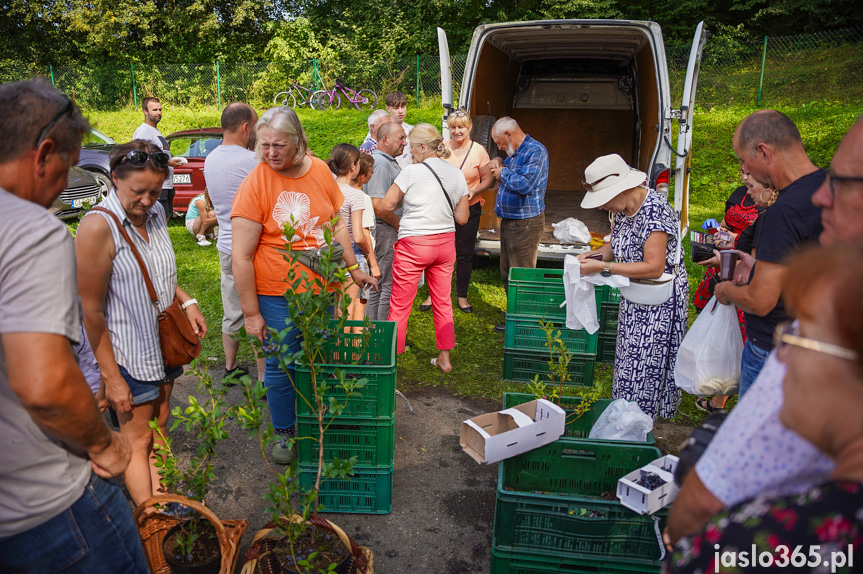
top-left (52, 166), bottom-right (101, 219)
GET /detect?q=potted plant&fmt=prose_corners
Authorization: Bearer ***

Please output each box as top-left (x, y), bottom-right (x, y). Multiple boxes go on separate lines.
top-left (233, 218), bottom-right (375, 574)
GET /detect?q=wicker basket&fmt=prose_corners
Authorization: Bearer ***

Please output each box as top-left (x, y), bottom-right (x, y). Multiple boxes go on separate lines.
top-left (133, 493), bottom-right (250, 574)
top-left (240, 515), bottom-right (374, 574)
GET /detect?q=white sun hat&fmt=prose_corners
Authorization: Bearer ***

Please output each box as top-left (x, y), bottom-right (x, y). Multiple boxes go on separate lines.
top-left (580, 154), bottom-right (648, 209)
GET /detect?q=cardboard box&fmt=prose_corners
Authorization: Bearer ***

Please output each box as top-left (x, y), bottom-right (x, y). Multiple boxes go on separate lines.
top-left (460, 399), bottom-right (566, 464)
top-left (616, 454), bottom-right (680, 515)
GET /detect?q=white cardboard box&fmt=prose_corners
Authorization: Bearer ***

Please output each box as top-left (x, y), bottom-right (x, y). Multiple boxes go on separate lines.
top-left (616, 454), bottom-right (680, 515)
top-left (459, 399), bottom-right (566, 464)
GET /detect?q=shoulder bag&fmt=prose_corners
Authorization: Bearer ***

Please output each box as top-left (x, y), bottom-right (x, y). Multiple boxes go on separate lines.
top-left (618, 212), bottom-right (682, 306)
top-left (91, 207), bottom-right (201, 367)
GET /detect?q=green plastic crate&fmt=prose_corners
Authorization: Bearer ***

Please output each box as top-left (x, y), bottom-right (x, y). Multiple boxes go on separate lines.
top-left (501, 393), bottom-right (655, 445)
top-left (491, 546), bottom-right (658, 574)
top-left (599, 285), bottom-right (622, 305)
top-left (504, 317), bottom-right (598, 355)
top-left (599, 302), bottom-right (620, 334)
top-left (597, 332), bottom-right (616, 364)
top-left (506, 271), bottom-right (607, 321)
top-left (297, 415), bottom-right (395, 469)
top-left (503, 350), bottom-right (595, 386)
top-left (507, 267), bottom-right (565, 287)
top-left (298, 320), bottom-right (397, 367)
top-left (295, 366), bottom-right (397, 419)
top-left (494, 440), bottom-right (665, 565)
top-left (298, 465), bottom-right (392, 514)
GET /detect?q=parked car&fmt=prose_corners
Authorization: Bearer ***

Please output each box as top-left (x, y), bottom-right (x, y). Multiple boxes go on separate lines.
top-left (437, 19), bottom-right (707, 259)
top-left (77, 128), bottom-right (116, 200)
top-left (52, 167), bottom-right (101, 219)
top-left (166, 128), bottom-right (224, 213)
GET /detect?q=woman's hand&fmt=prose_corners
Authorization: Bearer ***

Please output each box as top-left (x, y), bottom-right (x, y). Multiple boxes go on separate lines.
top-left (578, 258), bottom-right (605, 276)
top-left (184, 303), bottom-right (208, 340)
top-left (370, 262), bottom-right (381, 279)
top-left (104, 373), bottom-right (133, 413)
top-left (576, 250), bottom-right (601, 262)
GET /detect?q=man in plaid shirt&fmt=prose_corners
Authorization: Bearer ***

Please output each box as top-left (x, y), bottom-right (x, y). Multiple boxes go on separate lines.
top-left (489, 116), bottom-right (549, 332)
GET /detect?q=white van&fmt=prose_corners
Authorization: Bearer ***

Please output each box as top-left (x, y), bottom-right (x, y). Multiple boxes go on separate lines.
top-left (438, 20), bottom-right (707, 259)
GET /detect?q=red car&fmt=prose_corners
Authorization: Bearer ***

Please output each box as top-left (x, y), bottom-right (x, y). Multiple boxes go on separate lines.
top-left (166, 128), bottom-right (225, 213)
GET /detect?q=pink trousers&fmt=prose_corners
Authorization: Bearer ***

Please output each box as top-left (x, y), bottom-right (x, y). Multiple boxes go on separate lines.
top-left (387, 232), bottom-right (456, 354)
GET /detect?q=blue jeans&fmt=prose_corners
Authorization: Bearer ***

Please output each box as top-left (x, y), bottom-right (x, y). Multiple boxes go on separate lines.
top-left (258, 294), bottom-right (301, 431)
top-left (738, 339), bottom-right (771, 397)
top-left (0, 472), bottom-right (148, 573)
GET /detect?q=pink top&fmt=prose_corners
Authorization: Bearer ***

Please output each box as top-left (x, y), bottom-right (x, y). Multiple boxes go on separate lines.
top-left (444, 140), bottom-right (490, 206)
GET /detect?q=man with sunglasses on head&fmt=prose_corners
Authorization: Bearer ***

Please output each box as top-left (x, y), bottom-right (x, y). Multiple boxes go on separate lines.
top-left (665, 115), bottom-right (863, 553)
top-left (133, 96), bottom-right (185, 218)
top-left (0, 78), bottom-right (147, 572)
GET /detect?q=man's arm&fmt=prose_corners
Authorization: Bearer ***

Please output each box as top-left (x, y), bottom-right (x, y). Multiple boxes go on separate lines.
top-left (714, 259), bottom-right (786, 315)
top-left (666, 469), bottom-right (725, 546)
top-left (499, 149), bottom-right (547, 196)
top-left (3, 332), bottom-right (131, 478)
top-left (371, 197), bottom-right (401, 228)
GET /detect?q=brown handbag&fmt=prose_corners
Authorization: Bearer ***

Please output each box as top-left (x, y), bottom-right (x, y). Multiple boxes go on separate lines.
top-left (91, 207), bottom-right (201, 367)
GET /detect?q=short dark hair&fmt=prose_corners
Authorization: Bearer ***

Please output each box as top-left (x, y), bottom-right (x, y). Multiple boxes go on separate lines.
top-left (737, 109), bottom-right (802, 155)
top-left (385, 91), bottom-right (407, 108)
top-left (142, 97), bottom-right (160, 112)
top-left (221, 102), bottom-right (255, 132)
top-left (0, 77), bottom-right (89, 163)
top-left (109, 140), bottom-right (170, 181)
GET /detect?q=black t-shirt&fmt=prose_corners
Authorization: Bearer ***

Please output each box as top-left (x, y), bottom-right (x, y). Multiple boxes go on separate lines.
top-left (745, 169), bottom-right (825, 350)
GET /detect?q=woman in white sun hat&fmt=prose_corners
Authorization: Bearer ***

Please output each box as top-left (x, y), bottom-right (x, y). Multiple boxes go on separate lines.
top-left (577, 153), bottom-right (688, 419)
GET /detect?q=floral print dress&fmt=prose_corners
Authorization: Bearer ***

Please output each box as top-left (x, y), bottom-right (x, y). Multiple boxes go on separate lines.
top-left (664, 481), bottom-right (863, 573)
top-left (611, 190), bottom-right (689, 419)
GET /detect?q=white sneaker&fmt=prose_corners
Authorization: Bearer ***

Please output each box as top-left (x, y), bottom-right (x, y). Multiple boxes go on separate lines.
top-left (196, 234), bottom-right (211, 247)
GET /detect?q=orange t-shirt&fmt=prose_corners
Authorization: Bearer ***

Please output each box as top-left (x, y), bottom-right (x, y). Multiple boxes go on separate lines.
top-left (445, 140), bottom-right (491, 205)
top-left (231, 157), bottom-right (344, 296)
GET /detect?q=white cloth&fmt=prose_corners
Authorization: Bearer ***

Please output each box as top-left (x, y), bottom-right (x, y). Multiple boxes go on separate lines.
top-left (361, 194), bottom-right (376, 250)
top-left (562, 255), bottom-right (629, 334)
top-left (392, 158), bottom-right (468, 241)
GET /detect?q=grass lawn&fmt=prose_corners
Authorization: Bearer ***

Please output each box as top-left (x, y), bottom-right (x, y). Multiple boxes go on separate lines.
top-left (84, 99), bottom-right (863, 426)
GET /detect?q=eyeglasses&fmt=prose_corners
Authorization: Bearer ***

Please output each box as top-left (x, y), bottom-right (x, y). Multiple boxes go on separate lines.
top-left (34, 96), bottom-right (74, 149)
top-left (117, 150), bottom-right (170, 168)
top-left (773, 321), bottom-right (858, 362)
top-left (583, 173), bottom-right (620, 192)
top-left (451, 110), bottom-right (469, 118)
top-left (825, 170), bottom-right (863, 199)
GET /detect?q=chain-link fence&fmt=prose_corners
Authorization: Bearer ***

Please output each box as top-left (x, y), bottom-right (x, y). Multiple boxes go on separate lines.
top-left (8, 26), bottom-right (860, 110)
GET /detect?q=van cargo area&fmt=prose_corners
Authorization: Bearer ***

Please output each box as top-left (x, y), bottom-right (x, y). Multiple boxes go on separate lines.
top-left (449, 21), bottom-right (692, 259)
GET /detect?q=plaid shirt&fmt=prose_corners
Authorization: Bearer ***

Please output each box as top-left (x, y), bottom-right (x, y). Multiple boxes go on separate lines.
top-left (359, 134), bottom-right (377, 154)
top-left (494, 135), bottom-right (548, 219)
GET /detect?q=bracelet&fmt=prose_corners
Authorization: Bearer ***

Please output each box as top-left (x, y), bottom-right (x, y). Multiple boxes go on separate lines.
top-left (345, 263), bottom-right (359, 272)
top-left (181, 298), bottom-right (198, 310)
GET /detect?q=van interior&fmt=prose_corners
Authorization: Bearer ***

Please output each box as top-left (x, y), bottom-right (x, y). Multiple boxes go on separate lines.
top-left (469, 25), bottom-right (664, 248)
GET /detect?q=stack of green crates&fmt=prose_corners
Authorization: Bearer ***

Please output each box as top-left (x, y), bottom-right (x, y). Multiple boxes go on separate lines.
top-left (295, 320), bottom-right (397, 514)
top-left (505, 268), bottom-right (621, 383)
top-left (491, 392), bottom-right (665, 574)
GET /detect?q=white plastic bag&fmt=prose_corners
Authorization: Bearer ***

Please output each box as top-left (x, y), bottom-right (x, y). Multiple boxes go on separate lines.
top-left (588, 399), bottom-right (653, 442)
top-left (552, 217), bottom-right (591, 244)
top-left (674, 296), bottom-right (744, 397)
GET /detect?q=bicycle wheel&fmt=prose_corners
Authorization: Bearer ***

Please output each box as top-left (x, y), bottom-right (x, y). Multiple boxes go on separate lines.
top-left (354, 89), bottom-right (378, 111)
top-left (273, 91), bottom-right (296, 107)
top-left (312, 90), bottom-right (340, 111)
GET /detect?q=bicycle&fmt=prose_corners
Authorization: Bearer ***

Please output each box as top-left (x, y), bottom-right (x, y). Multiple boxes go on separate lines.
top-left (310, 78), bottom-right (377, 111)
top-left (273, 79), bottom-right (320, 109)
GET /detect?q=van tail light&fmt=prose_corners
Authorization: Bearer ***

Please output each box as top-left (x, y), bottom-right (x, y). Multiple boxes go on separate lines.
top-left (655, 169), bottom-right (671, 197)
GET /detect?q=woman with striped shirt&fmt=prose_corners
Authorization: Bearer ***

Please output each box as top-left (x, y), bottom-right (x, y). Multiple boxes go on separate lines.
top-left (76, 140), bottom-right (207, 505)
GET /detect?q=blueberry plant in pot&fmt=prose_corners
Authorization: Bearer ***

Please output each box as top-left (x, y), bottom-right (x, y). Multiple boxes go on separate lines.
top-left (233, 218), bottom-right (374, 574)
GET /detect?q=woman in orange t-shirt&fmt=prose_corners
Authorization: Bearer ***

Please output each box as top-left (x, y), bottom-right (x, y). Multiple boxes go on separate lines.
top-left (231, 107), bottom-right (377, 464)
top-left (419, 110), bottom-right (492, 313)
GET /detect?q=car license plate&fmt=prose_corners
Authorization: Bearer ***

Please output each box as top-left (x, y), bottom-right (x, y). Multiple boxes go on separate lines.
top-left (72, 198), bottom-right (89, 208)
top-left (173, 173), bottom-right (191, 184)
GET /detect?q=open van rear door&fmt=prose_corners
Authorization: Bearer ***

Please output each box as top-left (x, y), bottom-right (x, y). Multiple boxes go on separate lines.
top-left (437, 27), bottom-right (454, 140)
top-left (674, 21), bottom-right (707, 233)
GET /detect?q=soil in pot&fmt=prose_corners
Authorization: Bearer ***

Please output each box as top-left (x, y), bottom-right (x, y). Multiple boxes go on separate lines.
top-left (163, 520), bottom-right (221, 574)
top-left (274, 526), bottom-right (352, 574)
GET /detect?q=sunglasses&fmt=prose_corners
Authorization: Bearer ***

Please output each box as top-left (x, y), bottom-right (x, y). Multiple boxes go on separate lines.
top-left (451, 110), bottom-right (469, 118)
top-left (34, 97), bottom-right (74, 149)
top-left (583, 173), bottom-right (620, 192)
top-left (825, 170), bottom-right (863, 199)
top-left (117, 150), bottom-right (171, 168)
top-left (773, 320), bottom-right (858, 362)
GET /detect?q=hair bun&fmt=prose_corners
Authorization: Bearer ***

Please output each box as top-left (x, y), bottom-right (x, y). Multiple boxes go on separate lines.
top-left (436, 142), bottom-right (446, 153)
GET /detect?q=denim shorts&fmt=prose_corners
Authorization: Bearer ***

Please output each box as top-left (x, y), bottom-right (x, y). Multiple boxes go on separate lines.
top-left (119, 364), bottom-right (183, 405)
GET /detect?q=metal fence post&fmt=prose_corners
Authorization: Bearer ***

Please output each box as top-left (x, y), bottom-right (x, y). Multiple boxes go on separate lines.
top-left (313, 59), bottom-right (319, 89)
top-left (757, 36), bottom-right (768, 107)
top-left (132, 64), bottom-right (138, 109)
top-left (416, 54), bottom-right (420, 107)
top-left (216, 61), bottom-right (221, 110)
top-left (49, 65), bottom-right (55, 87)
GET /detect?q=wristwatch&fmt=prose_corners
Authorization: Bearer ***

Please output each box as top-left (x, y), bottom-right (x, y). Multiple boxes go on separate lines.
top-left (601, 262), bottom-right (612, 277)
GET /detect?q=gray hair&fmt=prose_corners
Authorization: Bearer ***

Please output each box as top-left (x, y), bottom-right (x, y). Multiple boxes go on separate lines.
top-left (492, 116), bottom-right (519, 137)
top-left (254, 106), bottom-right (308, 165)
top-left (0, 77), bottom-right (90, 163)
top-left (737, 109), bottom-right (802, 155)
top-left (367, 109), bottom-right (390, 128)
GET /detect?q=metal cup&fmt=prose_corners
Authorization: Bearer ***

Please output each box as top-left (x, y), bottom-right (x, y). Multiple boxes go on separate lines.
top-left (719, 251), bottom-right (738, 282)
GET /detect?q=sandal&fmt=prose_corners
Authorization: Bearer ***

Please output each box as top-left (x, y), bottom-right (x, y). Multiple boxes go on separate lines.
top-left (696, 398), bottom-right (725, 413)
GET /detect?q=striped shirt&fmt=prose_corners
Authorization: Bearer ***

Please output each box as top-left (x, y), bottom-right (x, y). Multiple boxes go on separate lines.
top-left (494, 134), bottom-right (549, 220)
top-left (86, 192), bottom-right (177, 381)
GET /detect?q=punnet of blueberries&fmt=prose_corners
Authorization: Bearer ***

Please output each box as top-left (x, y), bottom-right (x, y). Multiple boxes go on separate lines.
top-left (635, 472), bottom-right (666, 491)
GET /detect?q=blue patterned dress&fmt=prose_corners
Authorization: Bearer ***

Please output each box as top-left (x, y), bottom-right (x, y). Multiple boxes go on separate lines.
top-left (611, 190), bottom-right (688, 419)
